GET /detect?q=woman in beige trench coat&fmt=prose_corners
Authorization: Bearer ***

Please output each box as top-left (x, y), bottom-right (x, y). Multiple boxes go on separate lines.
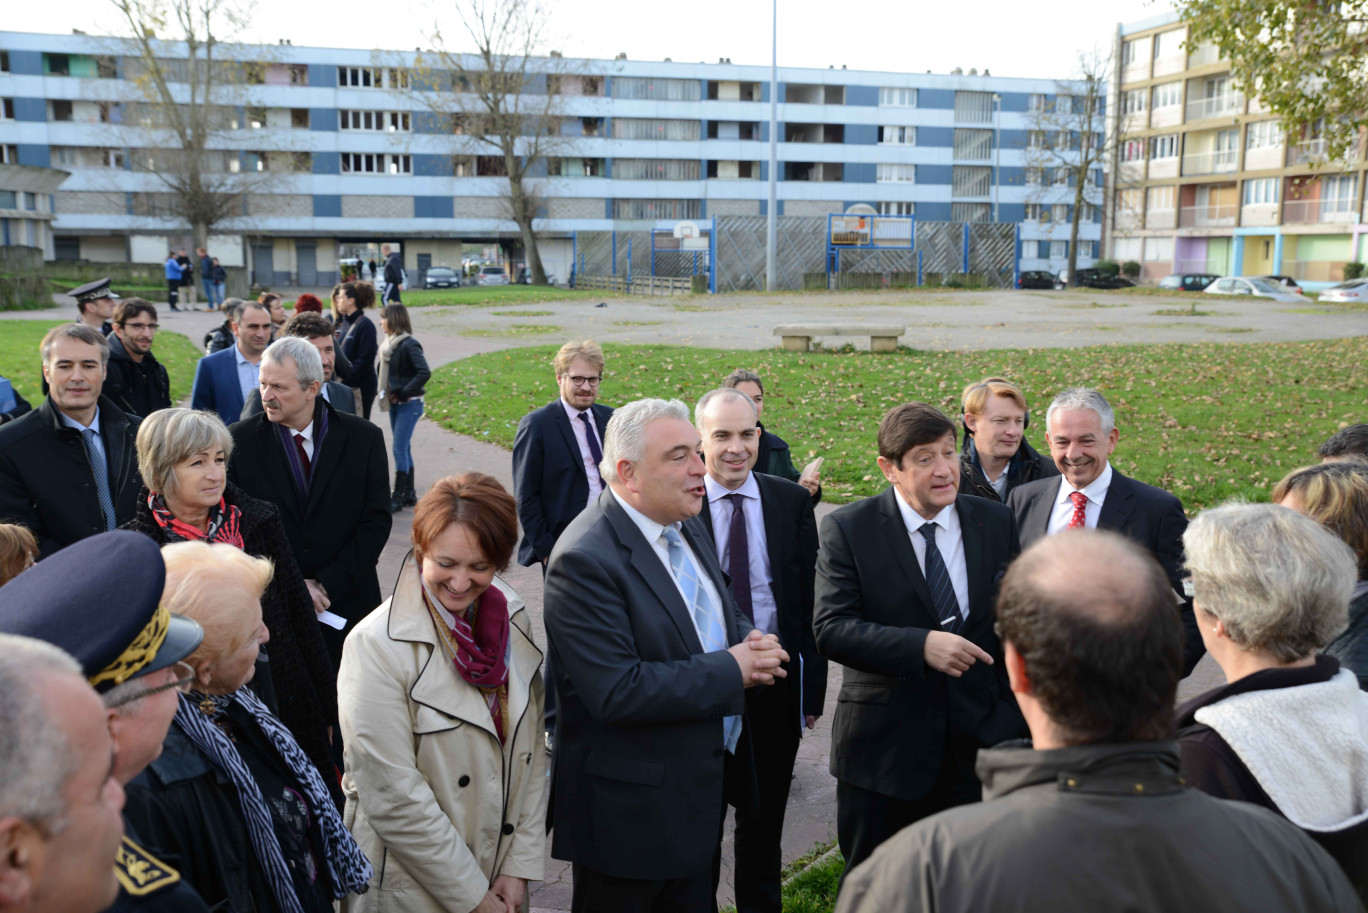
top-left (339, 473), bottom-right (546, 913)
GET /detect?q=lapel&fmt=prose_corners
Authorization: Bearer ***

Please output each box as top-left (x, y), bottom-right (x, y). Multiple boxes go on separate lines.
top-left (1097, 469), bottom-right (1135, 533)
top-left (254, 416), bottom-right (304, 525)
top-left (602, 490), bottom-right (705, 655)
top-left (755, 476), bottom-right (787, 608)
top-left (304, 402), bottom-right (343, 518)
top-left (681, 516), bottom-right (742, 644)
top-left (876, 487), bottom-right (938, 622)
top-left (1023, 478), bottom-right (1061, 543)
top-left (954, 497), bottom-right (993, 637)
top-left (218, 349), bottom-right (245, 419)
top-left (549, 400), bottom-right (581, 466)
top-left (96, 400), bottom-right (127, 496)
top-left (592, 403), bottom-right (611, 441)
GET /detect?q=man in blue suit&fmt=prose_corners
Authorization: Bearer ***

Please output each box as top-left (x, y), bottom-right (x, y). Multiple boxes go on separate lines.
top-left (190, 300), bottom-right (272, 425)
top-left (512, 339), bottom-right (613, 751)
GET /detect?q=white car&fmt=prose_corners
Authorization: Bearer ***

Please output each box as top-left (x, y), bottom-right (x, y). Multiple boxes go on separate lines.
top-left (477, 266), bottom-right (510, 286)
top-left (1203, 276), bottom-right (1304, 303)
top-left (1318, 278), bottom-right (1368, 303)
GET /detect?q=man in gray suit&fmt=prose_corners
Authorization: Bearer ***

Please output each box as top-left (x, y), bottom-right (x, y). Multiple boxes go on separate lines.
top-left (544, 398), bottom-right (789, 913)
top-left (239, 312), bottom-right (355, 419)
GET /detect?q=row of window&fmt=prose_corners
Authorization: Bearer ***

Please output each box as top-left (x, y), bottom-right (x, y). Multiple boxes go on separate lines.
top-left (1029, 240), bottom-right (1101, 259)
top-left (0, 190), bottom-right (42, 210)
top-left (1025, 202), bottom-right (1099, 222)
top-left (1116, 174), bottom-right (1358, 214)
top-left (1119, 121), bottom-right (1287, 163)
top-left (1121, 77), bottom-right (1235, 116)
top-left (0, 217), bottom-right (41, 248)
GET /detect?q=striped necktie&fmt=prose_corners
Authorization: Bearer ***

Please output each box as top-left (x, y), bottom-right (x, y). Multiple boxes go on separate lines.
top-left (81, 428), bottom-right (117, 531)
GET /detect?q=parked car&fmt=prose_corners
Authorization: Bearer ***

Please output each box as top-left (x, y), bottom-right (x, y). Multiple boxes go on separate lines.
top-left (1252, 275), bottom-right (1303, 294)
top-left (423, 266), bottom-right (460, 289)
top-left (1203, 276), bottom-right (1304, 303)
top-left (476, 266), bottom-right (510, 286)
top-left (1056, 268), bottom-right (1135, 290)
top-left (516, 267), bottom-right (558, 286)
top-left (1017, 270), bottom-right (1056, 290)
top-left (1318, 278), bottom-right (1368, 303)
top-left (1159, 273), bottom-right (1220, 292)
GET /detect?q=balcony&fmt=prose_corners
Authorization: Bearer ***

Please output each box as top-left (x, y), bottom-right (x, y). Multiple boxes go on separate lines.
top-left (1185, 94), bottom-right (1244, 121)
top-left (1283, 198), bottom-right (1358, 224)
top-left (1187, 43), bottom-right (1223, 67)
top-left (1145, 208), bottom-right (1176, 229)
top-left (1182, 149), bottom-right (1238, 176)
top-left (1179, 204), bottom-right (1238, 228)
top-left (1287, 139), bottom-right (1329, 166)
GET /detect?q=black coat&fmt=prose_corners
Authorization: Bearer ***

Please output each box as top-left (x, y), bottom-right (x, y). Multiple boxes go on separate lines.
top-left (511, 399), bottom-right (613, 566)
top-left (814, 489), bottom-right (1025, 802)
top-left (204, 321), bottom-right (233, 355)
top-left (105, 334), bottom-right (172, 419)
top-left (103, 816), bottom-right (213, 913)
top-left (124, 482), bottom-right (339, 789)
top-left (697, 472), bottom-right (827, 733)
top-left (383, 335), bottom-right (430, 400)
top-left (957, 436), bottom-right (1059, 503)
top-left (756, 422), bottom-right (821, 504)
top-left (337, 311), bottom-right (377, 399)
top-left (0, 396), bottom-right (141, 559)
top-left (228, 401), bottom-right (391, 666)
top-left (1327, 587), bottom-right (1368, 690)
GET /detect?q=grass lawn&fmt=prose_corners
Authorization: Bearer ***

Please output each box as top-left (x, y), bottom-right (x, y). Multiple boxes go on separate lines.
top-left (402, 286), bottom-right (598, 308)
top-left (425, 336), bottom-right (1368, 511)
top-left (720, 845), bottom-right (843, 913)
top-left (0, 321), bottom-right (203, 405)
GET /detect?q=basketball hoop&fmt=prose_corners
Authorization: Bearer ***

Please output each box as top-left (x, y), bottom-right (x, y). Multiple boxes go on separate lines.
top-left (673, 220), bottom-right (701, 240)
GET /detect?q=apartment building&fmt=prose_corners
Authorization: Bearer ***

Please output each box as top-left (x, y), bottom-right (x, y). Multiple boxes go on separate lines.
top-left (1108, 12), bottom-right (1368, 288)
top-left (0, 31), bottom-right (1101, 285)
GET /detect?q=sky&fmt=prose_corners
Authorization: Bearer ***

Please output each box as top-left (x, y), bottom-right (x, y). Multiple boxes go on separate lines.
top-left (12, 0), bottom-right (1175, 80)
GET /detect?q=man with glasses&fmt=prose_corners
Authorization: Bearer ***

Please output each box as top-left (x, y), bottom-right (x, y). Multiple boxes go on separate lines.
top-left (105, 299), bottom-right (172, 419)
top-left (512, 339), bottom-right (614, 752)
top-left (0, 530), bottom-right (213, 912)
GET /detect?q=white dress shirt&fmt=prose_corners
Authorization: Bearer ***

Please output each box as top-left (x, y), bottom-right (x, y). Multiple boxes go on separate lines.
top-left (1047, 462), bottom-right (1113, 535)
top-left (59, 407), bottom-right (104, 464)
top-left (291, 420), bottom-right (317, 462)
top-left (892, 494), bottom-right (970, 621)
top-left (560, 398), bottom-right (604, 508)
top-left (615, 494), bottom-right (727, 648)
top-left (704, 474), bottom-right (778, 637)
top-left (234, 343), bottom-right (261, 405)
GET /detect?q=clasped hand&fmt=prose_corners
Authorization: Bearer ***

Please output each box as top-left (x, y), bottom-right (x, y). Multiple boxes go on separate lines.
top-left (729, 629), bottom-right (790, 687)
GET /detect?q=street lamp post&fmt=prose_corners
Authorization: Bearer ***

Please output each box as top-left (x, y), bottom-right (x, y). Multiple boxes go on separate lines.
top-left (765, 0), bottom-right (778, 291)
top-left (992, 93), bottom-right (1001, 223)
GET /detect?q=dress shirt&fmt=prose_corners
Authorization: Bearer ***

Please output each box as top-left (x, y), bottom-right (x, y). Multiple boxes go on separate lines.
top-left (892, 494), bottom-right (970, 621)
top-left (1047, 462), bottom-right (1113, 535)
top-left (58, 407), bottom-right (104, 464)
top-left (615, 493), bottom-right (727, 649)
top-left (988, 466), bottom-right (1009, 498)
top-left (290, 420), bottom-right (316, 462)
top-left (704, 473), bottom-right (778, 637)
top-left (560, 397), bottom-right (604, 508)
top-left (234, 343), bottom-right (261, 406)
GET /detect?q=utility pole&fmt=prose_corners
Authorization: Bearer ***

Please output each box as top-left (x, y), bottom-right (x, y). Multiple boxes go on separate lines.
top-left (766, 0), bottom-right (778, 292)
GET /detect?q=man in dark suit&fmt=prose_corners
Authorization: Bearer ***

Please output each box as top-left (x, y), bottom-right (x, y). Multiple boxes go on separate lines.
top-left (190, 300), bottom-right (272, 425)
top-left (1005, 386), bottom-right (1202, 673)
top-left (512, 339), bottom-right (613, 749)
top-left (694, 388), bottom-right (824, 913)
top-left (544, 397), bottom-right (789, 913)
top-left (239, 313), bottom-right (356, 418)
top-left (0, 324), bottom-right (141, 558)
top-left (814, 402), bottom-right (1024, 877)
top-left (228, 336), bottom-right (391, 670)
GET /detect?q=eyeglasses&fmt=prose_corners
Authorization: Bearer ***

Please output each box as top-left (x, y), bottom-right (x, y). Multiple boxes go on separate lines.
top-left (565, 375), bottom-right (602, 388)
top-left (105, 661), bottom-right (195, 709)
top-left (122, 322), bottom-right (159, 332)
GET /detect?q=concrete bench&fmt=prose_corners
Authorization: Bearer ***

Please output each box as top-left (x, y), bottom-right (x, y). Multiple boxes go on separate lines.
top-left (774, 324), bottom-right (905, 353)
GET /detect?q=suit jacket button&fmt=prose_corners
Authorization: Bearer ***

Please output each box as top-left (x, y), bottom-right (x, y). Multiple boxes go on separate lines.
top-left (502, 822), bottom-right (515, 835)
top-left (458, 775), bottom-right (470, 787)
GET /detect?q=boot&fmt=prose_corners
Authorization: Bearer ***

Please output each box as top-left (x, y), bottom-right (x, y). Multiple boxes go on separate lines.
top-left (402, 467), bottom-right (418, 507)
top-left (390, 471), bottom-right (404, 513)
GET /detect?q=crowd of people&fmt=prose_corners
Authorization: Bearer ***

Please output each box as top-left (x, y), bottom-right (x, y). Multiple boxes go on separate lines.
top-left (0, 290), bottom-right (1366, 913)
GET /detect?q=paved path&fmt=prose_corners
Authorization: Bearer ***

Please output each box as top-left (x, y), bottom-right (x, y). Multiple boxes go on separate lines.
top-left (19, 289), bottom-right (1247, 910)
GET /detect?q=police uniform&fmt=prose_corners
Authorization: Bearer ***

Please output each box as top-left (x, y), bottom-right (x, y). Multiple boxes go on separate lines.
top-left (0, 531), bottom-right (212, 913)
top-left (69, 277), bottom-right (118, 337)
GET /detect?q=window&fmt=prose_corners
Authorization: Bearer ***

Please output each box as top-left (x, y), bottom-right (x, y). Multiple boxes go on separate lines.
top-left (1034, 241), bottom-right (1049, 259)
top-left (290, 65), bottom-right (308, 85)
top-left (338, 66), bottom-right (405, 89)
top-left (1121, 89), bottom-right (1147, 115)
top-left (1121, 139), bottom-right (1146, 162)
top-left (1246, 120), bottom-right (1281, 150)
top-left (1028, 130), bottom-right (1046, 148)
top-left (879, 87), bottom-right (917, 107)
top-left (51, 100), bottom-right (73, 122)
top-left (1153, 29), bottom-right (1185, 58)
top-left (954, 92), bottom-right (992, 123)
top-left (1057, 95), bottom-right (1074, 115)
top-left (611, 159), bottom-right (700, 180)
top-left (1025, 203), bottom-right (1045, 221)
top-left (0, 99), bottom-right (11, 121)
top-left (340, 110), bottom-right (411, 132)
top-left (1025, 166), bottom-right (1045, 185)
top-left (1029, 94), bottom-right (1048, 112)
top-left (1084, 202), bottom-right (1098, 221)
top-left (0, 51), bottom-right (8, 73)
top-left (0, 191), bottom-right (15, 209)
top-left (612, 119), bottom-right (700, 141)
top-left (612, 77), bottom-right (701, 101)
top-left (1150, 134), bottom-right (1179, 159)
top-left (584, 76), bottom-right (600, 95)
top-left (880, 125), bottom-right (915, 145)
top-left (1147, 185), bottom-right (1175, 211)
top-left (1151, 81), bottom-right (1181, 108)
top-left (0, 145), bottom-right (17, 164)
top-left (1050, 240), bottom-right (1068, 259)
top-left (1243, 177), bottom-right (1279, 205)
top-left (1121, 40), bottom-right (1138, 66)
top-left (1118, 188), bottom-right (1144, 214)
top-left (611, 199), bottom-right (703, 219)
top-left (877, 202), bottom-right (914, 215)
top-left (22, 192), bottom-right (36, 211)
top-left (246, 106), bottom-right (266, 129)
top-left (291, 108), bottom-right (310, 129)
top-left (1323, 174), bottom-right (1357, 208)
top-left (876, 163), bottom-right (916, 183)
top-left (951, 202), bottom-right (990, 222)
top-left (1112, 236), bottom-right (1142, 261)
top-left (341, 152), bottom-right (412, 174)
top-left (1144, 237), bottom-right (1174, 261)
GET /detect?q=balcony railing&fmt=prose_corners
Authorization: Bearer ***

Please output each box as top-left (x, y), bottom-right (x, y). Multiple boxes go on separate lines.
top-left (1179, 204), bottom-right (1239, 227)
top-left (1287, 139), bottom-right (1329, 166)
top-left (1283, 198), bottom-right (1359, 224)
top-left (1182, 149), bottom-right (1238, 176)
top-left (1187, 44), bottom-right (1223, 67)
top-left (1145, 208), bottom-right (1176, 229)
top-left (1185, 94), bottom-right (1244, 121)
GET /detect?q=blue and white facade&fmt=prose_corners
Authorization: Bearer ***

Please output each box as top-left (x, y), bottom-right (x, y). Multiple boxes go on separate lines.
top-left (0, 30), bottom-right (1102, 284)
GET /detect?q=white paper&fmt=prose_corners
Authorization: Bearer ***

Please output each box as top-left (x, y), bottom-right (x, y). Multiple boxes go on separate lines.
top-left (317, 610), bottom-right (347, 630)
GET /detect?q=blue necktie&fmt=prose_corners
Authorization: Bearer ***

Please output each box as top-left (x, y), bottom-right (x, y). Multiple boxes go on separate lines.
top-left (919, 523), bottom-right (963, 633)
top-left (577, 411), bottom-right (604, 486)
top-left (81, 428), bottom-right (117, 531)
top-left (663, 526), bottom-right (742, 753)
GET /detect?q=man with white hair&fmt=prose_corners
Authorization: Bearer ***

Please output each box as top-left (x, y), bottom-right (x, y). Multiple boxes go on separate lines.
top-left (1006, 387), bottom-right (1203, 673)
top-left (228, 337), bottom-right (391, 670)
top-left (0, 634), bottom-right (127, 913)
top-left (544, 397), bottom-right (790, 913)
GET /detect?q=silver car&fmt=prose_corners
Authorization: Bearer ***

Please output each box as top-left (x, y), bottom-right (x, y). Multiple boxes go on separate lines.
top-left (1318, 278), bottom-right (1368, 303)
top-left (1203, 276), bottom-right (1303, 303)
top-left (477, 266), bottom-right (510, 286)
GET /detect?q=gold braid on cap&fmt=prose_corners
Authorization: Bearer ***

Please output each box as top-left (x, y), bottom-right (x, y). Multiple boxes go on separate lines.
top-left (89, 604), bottom-right (170, 689)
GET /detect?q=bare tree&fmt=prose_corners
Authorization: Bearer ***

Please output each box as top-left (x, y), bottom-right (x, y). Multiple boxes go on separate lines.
top-left (1022, 51), bottom-right (1112, 284)
top-left (401, 0), bottom-right (570, 284)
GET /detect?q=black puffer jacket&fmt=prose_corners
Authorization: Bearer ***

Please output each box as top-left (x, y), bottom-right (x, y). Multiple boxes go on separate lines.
top-left (958, 437), bottom-right (1059, 503)
top-left (384, 335), bottom-right (430, 400)
top-left (1327, 586), bottom-right (1368, 690)
top-left (105, 332), bottom-right (172, 419)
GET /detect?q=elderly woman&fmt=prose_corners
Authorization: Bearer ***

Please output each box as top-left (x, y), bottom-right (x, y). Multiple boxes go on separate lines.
top-left (378, 303), bottom-right (430, 512)
top-left (123, 541), bottom-right (372, 913)
top-left (339, 473), bottom-right (545, 913)
top-left (1274, 461), bottom-right (1368, 689)
top-left (336, 280), bottom-right (378, 419)
top-left (1177, 503), bottom-right (1368, 899)
top-left (124, 407), bottom-right (338, 792)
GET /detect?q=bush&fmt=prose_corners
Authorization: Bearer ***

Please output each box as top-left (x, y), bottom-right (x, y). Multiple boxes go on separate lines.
top-left (1095, 259), bottom-right (1120, 276)
top-left (1344, 262), bottom-right (1365, 280)
top-left (1122, 260), bottom-right (1142, 279)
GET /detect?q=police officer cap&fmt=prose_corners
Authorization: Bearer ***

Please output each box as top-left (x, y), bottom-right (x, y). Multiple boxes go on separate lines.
top-left (0, 531), bottom-right (203, 692)
top-left (69, 278), bottom-right (120, 304)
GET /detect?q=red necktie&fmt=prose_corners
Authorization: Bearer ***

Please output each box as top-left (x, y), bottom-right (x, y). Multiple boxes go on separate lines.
top-left (1067, 490), bottom-right (1088, 529)
top-left (294, 433), bottom-right (312, 483)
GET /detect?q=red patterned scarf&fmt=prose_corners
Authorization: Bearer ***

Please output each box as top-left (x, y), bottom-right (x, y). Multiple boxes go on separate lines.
top-left (420, 578), bottom-right (512, 742)
top-left (148, 491), bottom-right (244, 548)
